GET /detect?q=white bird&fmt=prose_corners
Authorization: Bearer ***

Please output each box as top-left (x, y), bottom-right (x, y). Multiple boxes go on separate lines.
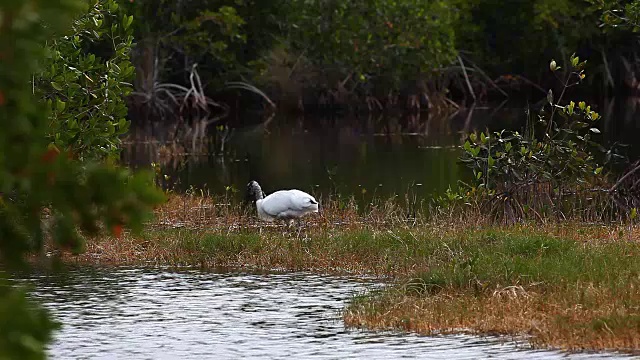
top-left (246, 180), bottom-right (319, 225)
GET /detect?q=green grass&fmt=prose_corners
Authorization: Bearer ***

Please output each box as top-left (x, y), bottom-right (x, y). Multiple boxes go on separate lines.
top-left (133, 226), bottom-right (640, 292)
top-left (397, 229), bottom-right (640, 300)
top-left (341, 229), bottom-right (640, 352)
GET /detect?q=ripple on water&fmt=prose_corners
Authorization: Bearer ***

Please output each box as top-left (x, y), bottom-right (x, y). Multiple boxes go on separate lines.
top-left (12, 267), bottom-right (636, 360)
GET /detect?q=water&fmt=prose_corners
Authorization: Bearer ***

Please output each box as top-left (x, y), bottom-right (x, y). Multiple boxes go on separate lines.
top-left (17, 267), bottom-right (634, 359)
top-left (122, 100), bottom-right (640, 203)
top-left (124, 114), bottom-right (465, 203)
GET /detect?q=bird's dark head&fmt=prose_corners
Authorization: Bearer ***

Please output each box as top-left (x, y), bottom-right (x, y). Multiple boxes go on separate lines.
top-left (246, 180), bottom-right (264, 201)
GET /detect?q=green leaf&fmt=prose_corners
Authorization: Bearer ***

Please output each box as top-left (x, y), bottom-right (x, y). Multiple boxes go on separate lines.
top-left (108, 0), bottom-right (119, 12)
top-left (589, 128), bottom-right (601, 134)
top-left (124, 15), bottom-right (134, 30)
top-left (50, 82), bottom-right (63, 91)
top-left (55, 100), bottom-right (66, 112)
top-left (578, 101), bottom-right (586, 111)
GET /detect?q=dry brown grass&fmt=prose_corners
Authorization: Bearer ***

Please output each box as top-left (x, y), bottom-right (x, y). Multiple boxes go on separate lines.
top-left (344, 287), bottom-right (640, 353)
top-left (58, 192), bottom-right (428, 274)
top-left (149, 191), bottom-right (411, 231)
top-left (56, 192), bottom-right (640, 271)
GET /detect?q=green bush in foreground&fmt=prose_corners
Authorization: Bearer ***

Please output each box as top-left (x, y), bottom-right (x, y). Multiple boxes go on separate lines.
top-left (36, 0), bottom-right (136, 162)
top-left (0, 1), bottom-right (165, 358)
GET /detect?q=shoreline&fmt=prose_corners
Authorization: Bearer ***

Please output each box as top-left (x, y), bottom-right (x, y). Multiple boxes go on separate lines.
top-left (43, 193), bottom-right (640, 354)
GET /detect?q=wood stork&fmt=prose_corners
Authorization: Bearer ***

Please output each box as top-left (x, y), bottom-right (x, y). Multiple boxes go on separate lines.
top-left (246, 180), bottom-right (319, 226)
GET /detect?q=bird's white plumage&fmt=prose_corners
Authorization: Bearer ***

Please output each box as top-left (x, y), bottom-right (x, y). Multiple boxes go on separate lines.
top-left (247, 181), bottom-right (319, 223)
top-left (257, 189), bottom-right (319, 221)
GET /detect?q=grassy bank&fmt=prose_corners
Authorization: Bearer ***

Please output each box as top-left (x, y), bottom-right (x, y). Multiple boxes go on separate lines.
top-left (344, 231), bottom-right (640, 352)
top-left (51, 193), bottom-right (640, 353)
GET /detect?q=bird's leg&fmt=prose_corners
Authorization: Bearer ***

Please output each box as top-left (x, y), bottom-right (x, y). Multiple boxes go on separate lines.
top-left (290, 219), bottom-right (300, 238)
top-left (295, 218), bottom-right (305, 238)
top-left (281, 219), bottom-right (294, 237)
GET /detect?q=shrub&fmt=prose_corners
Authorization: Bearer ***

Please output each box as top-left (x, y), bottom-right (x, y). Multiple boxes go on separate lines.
top-left (36, 0), bottom-right (135, 162)
top-left (456, 55), bottom-right (623, 223)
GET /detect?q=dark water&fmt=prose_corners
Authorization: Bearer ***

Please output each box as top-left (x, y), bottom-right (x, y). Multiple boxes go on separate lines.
top-left (15, 267), bottom-right (633, 359)
top-left (123, 115), bottom-right (464, 203)
top-left (122, 99), bottom-right (640, 203)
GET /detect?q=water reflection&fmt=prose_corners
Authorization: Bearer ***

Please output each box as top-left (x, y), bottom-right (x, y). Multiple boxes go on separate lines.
top-left (122, 98), bottom-right (640, 201)
top-left (14, 267), bottom-right (633, 359)
top-left (123, 113), bottom-right (467, 202)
